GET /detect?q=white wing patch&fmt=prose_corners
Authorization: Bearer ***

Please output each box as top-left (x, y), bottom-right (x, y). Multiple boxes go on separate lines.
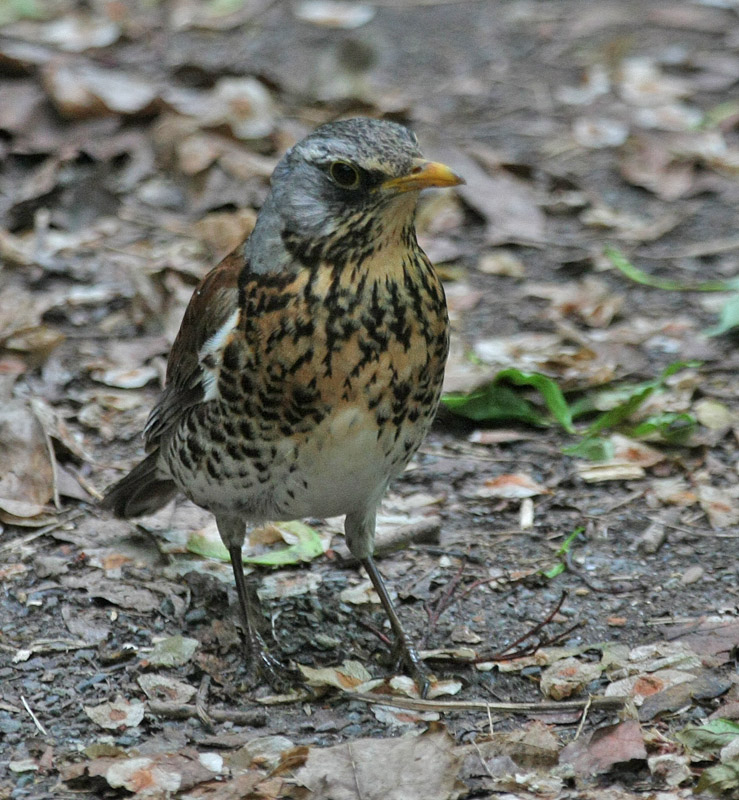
top-left (200, 307), bottom-right (241, 401)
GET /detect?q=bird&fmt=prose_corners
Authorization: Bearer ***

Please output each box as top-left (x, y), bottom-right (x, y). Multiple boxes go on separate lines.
top-left (102, 117), bottom-right (463, 695)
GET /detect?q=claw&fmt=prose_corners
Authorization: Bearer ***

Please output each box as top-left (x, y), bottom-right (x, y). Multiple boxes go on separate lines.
top-left (243, 630), bottom-right (300, 691)
top-left (391, 634), bottom-right (432, 698)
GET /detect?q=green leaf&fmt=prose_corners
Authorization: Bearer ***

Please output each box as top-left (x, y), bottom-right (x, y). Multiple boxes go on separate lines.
top-left (630, 412), bottom-right (697, 445)
top-left (563, 436), bottom-right (614, 461)
top-left (605, 246), bottom-right (739, 292)
top-left (495, 369), bottom-right (575, 432)
top-left (442, 369), bottom-right (574, 432)
top-left (676, 718), bottom-right (739, 754)
top-left (585, 384), bottom-right (655, 436)
top-left (704, 293), bottom-right (739, 337)
top-left (187, 521), bottom-right (325, 567)
top-left (541, 527), bottom-right (583, 579)
top-left (542, 562), bottom-right (565, 579)
top-left (697, 759), bottom-right (739, 795)
top-left (243, 521), bottom-right (325, 566)
top-left (442, 384), bottom-right (549, 426)
top-left (583, 361), bottom-right (700, 438)
top-left (187, 529), bottom-right (230, 561)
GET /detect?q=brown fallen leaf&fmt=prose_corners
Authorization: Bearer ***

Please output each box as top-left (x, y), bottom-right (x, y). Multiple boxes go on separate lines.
top-left (83, 697), bottom-right (145, 730)
top-left (671, 618), bottom-right (739, 666)
top-left (477, 473), bottom-right (550, 500)
top-left (610, 434), bottom-right (665, 467)
top-left (527, 277), bottom-right (624, 328)
top-left (540, 656), bottom-right (602, 700)
top-left (295, 725), bottom-right (462, 800)
top-left (560, 719), bottom-right (647, 776)
top-left (696, 484), bottom-right (739, 529)
top-left (433, 146), bottom-right (546, 245)
top-left (42, 61), bottom-right (160, 119)
top-left (619, 134), bottom-right (695, 200)
top-left (298, 660), bottom-right (373, 691)
top-left (61, 572), bottom-right (160, 612)
top-left (0, 399), bottom-right (56, 520)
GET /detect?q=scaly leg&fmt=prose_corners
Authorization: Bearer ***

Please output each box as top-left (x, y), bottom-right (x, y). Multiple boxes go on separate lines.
top-left (345, 508), bottom-right (433, 697)
top-left (361, 554), bottom-right (432, 698)
top-left (217, 515), bottom-right (294, 689)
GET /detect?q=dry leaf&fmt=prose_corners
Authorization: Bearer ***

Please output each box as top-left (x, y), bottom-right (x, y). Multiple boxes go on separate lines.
top-left (84, 697), bottom-right (145, 730)
top-left (339, 579), bottom-right (382, 605)
top-left (577, 462), bottom-right (646, 483)
top-left (295, 727), bottom-right (462, 800)
top-left (298, 660), bottom-right (373, 690)
top-left (137, 675), bottom-right (197, 705)
top-left (477, 473), bottom-right (549, 499)
top-left (0, 400), bottom-right (56, 519)
top-left (540, 656), bottom-right (602, 700)
top-left (610, 434), bottom-right (665, 467)
top-left (560, 719), bottom-right (646, 776)
top-left (697, 484), bottom-right (739, 529)
top-left (436, 147), bottom-right (546, 245)
top-left (42, 62), bottom-right (160, 118)
top-left (477, 250), bottom-right (526, 277)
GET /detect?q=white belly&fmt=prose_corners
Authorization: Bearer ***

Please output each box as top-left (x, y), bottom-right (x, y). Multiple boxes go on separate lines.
top-left (272, 407), bottom-right (399, 519)
top-left (169, 406), bottom-right (416, 522)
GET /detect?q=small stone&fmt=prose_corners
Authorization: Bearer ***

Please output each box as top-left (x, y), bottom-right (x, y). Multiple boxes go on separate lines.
top-left (638, 522), bottom-right (667, 555)
top-left (450, 625), bottom-right (482, 644)
top-left (681, 565), bottom-right (704, 585)
top-left (0, 715), bottom-right (21, 735)
top-left (314, 633), bottom-right (340, 650)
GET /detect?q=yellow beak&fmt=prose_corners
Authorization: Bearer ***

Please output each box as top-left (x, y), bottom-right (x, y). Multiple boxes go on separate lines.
top-left (381, 158), bottom-right (464, 193)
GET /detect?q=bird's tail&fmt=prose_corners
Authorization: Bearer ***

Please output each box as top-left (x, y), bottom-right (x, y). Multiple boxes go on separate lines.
top-left (101, 452), bottom-right (177, 518)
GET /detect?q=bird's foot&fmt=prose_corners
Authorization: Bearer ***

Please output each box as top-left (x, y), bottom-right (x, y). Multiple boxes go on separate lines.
top-left (391, 636), bottom-right (433, 699)
top-left (242, 630), bottom-right (301, 693)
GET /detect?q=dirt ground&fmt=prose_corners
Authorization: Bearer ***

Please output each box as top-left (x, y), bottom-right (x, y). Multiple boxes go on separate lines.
top-left (1, 1), bottom-right (739, 798)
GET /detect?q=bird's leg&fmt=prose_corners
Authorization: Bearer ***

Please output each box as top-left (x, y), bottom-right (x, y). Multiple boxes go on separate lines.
top-left (346, 508), bottom-right (432, 697)
top-left (216, 516), bottom-right (294, 689)
top-left (361, 555), bottom-right (432, 698)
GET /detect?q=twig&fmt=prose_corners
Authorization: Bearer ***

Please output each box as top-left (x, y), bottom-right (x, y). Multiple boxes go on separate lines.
top-left (346, 692), bottom-right (626, 715)
top-left (148, 701), bottom-right (267, 727)
top-left (459, 576), bottom-right (508, 598)
top-left (425, 557), bottom-right (467, 631)
top-left (195, 675), bottom-right (214, 729)
top-left (422, 591), bottom-right (580, 667)
top-left (357, 618), bottom-right (393, 647)
top-left (21, 696), bottom-right (47, 736)
top-left (574, 695), bottom-right (592, 740)
top-left (467, 622), bottom-right (581, 667)
top-left (333, 518), bottom-right (441, 564)
top-left (489, 591), bottom-right (568, 660)
top-left (639, 514), bottom-right (739, 539)
top-left (0, 511), bottom-right (83, 554)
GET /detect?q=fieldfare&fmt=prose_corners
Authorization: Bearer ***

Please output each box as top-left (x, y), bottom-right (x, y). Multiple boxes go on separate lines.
top-left (102, 117), bottom-right (463, 694)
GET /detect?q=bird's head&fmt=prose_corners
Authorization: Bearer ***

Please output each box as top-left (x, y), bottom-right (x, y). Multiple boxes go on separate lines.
top-left (249, 118), bottom-right (463, 269)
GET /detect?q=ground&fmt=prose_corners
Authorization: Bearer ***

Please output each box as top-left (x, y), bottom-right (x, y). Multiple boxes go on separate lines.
top-left (1, 1), bottom-right (739, 799)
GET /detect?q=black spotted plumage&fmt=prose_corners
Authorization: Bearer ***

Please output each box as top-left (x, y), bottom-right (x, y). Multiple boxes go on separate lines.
top-left (101, 117), bottom-right (463, 695)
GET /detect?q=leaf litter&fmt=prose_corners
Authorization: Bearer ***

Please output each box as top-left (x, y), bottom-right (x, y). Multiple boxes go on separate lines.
top-left (2, 1), bottom-right (739, 799)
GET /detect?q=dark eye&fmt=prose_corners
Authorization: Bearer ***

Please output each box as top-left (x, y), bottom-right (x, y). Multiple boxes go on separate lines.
top-left (329, 161), bottom-right (361, 189)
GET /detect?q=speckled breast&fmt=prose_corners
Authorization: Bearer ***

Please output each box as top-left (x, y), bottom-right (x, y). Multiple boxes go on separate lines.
top-left (164, 245), bottom-right (449, 520)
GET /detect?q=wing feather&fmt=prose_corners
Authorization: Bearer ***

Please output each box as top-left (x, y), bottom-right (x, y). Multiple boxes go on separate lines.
top-left (144, 252), bottom-right (243, 448)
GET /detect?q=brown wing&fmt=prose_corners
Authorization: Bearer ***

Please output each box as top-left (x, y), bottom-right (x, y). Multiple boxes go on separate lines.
top-left (144, 251), bottom-right (243, 449)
